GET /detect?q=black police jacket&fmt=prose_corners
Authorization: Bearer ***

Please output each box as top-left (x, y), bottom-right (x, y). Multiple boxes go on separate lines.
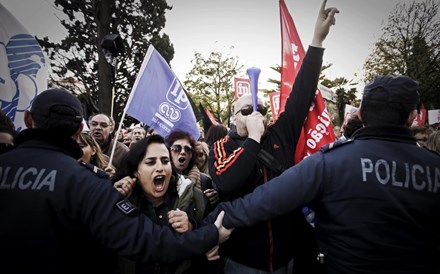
top-left (215, 125), bottom-right (440, 274)
top-left (0, 129), bottom-right (218, 274)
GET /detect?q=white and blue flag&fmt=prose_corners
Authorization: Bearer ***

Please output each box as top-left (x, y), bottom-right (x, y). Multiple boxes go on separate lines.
top-left (0, 3), bottom-right (48, 131)
top-left (125, 45), bottom-right (199, 140)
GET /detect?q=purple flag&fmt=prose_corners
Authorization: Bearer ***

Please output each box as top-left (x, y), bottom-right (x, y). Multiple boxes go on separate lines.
top-left (125, 45), bottom-right (199, 140)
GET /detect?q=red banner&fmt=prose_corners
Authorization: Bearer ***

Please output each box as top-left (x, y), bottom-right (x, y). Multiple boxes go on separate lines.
top-left (280, 0), bottom-right (304, 113)
top-left (234, 77), bottom-right (251, 101)
top-left (412, 103), bottom-right (427, 126)
top-left (269, 91), bottom-right (281, 120)
top-left (279, 0), bottom-right (336, 163)
top-left (206, 107), bottom-right (220, 126)
top-left (295, 89), bottom-right (336, 163)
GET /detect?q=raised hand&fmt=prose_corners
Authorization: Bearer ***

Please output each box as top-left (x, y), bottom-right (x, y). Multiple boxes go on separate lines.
top-left (311, 0), bottom-right (340, 48)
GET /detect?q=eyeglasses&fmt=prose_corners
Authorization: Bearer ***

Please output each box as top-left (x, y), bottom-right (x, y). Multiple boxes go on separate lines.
top-left (170, 144), bottom-right (193, 153)
top-left (196, 152), bottom-right (205, 157)
top-left (235, 105), bottom-right (267, 116)
top-left (89, 121), bottom-right (112, 128)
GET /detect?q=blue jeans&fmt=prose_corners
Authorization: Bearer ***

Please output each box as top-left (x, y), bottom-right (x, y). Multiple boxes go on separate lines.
top-left (223, 257), bottom-right (292, 274)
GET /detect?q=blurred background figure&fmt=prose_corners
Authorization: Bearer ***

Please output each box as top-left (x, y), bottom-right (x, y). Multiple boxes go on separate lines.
top-left (205, 124), bottom-right (228, 148)
top-left (425, 130), bottom-right (440, 153)
top-left (195, 141), bottom-right (209, 174)
top-left (77, 132), bottom-right (115, 177)
top-left (198, 126), bottom-right (205, 141)
top-left (0, 109), bottom-right (16, 154)
top-left (123, 131), bottom-right (132, 147)
top-left (339, 113), bottom-right (363, 141)
top-left (117, 128), bottom-right (128, 143)
top-left (410, 125), bottom-right (434, 147)
top-left (332, 125), bottom-right (341, 139)
top-left (129, 126), bottom-right (146, 148)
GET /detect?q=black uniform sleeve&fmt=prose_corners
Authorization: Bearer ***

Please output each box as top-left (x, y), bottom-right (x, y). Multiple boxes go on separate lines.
top-left (271, 46), bottom-right (324, 146)
top-left (70, 173), bottom-right (219, 264)
top-left (214, 151), bottom-right (325, 229)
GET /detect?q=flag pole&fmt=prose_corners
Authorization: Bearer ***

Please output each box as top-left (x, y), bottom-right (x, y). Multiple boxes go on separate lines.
top-left (108, 45), bottom-right (155, 167)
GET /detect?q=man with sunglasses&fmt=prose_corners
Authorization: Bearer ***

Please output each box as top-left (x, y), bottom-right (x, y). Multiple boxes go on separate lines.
top-left (208, 1), bottom-right (339, 273)
top-left (210, 75), bottom-right (440, 274)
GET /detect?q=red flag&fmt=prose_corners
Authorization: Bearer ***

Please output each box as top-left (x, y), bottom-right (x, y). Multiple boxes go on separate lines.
top-left (295, 89), bottom-right (336, 162)
top-left (279, 0), bottom-right (336, 163)
top-left (206, 107), bottom-right (220, 126)
top-left (279, 0), bottom-right (304, 113)
top-left (412, 103), bottom-right (427, 126)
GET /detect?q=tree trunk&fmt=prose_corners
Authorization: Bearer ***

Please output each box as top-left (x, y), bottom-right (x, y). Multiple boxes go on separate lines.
top-left (94, 0), bottom-right (113, 116)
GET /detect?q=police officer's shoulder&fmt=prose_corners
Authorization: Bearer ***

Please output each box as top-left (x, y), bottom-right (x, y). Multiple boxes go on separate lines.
top-left (78, 161), bottom-right (110, 178)
top-left (320, 139), bottom-right (354, 153)
top-left (423, 147), bottom-right (440, 157)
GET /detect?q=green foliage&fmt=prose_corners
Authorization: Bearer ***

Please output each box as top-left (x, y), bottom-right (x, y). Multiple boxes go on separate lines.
top-left (37, 0), bottom-right (174, 124)
top-left (321, 76), bottom-right (360, 126)
top-left (363, 0), bottom-right (440, 109)
top-left (183, 47), bottom-right (243, 124)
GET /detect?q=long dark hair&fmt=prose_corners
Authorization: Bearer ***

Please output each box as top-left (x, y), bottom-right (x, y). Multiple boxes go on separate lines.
top-left (113, 134), bottom-right (178, 182)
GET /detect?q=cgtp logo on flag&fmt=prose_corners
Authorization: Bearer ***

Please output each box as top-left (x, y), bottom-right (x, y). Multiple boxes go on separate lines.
top-left (234, 77), bottom-right (251, 100)
top-left (154, 78), bottom-right (189, 128)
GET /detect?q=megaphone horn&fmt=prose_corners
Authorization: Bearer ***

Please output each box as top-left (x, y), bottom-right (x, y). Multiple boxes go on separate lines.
top-left (246, 67), bottom-right (261, 112)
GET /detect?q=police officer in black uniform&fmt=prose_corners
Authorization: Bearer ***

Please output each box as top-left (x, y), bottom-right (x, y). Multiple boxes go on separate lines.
top-left (0, 88), bottom-right (232, 274)
top-left (207, 75), bottom-right (440, 274)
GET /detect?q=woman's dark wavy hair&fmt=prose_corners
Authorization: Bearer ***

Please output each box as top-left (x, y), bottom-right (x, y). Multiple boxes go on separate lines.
top-left (360, 87), bottom-right (418, 126)
top-left (205, 124), bottom-right (228, 147)
top-left (113, 134), bottom-right (178, 182)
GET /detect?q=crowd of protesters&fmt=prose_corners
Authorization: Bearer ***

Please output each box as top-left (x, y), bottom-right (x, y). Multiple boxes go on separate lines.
top-left (1, 0), bottom-right (440, 273)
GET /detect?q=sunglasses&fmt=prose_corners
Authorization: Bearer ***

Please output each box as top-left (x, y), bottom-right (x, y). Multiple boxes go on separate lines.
top-left (171, 144), bottom-right (193, 153)
top-left (235, 105), bottom-right (267, 116)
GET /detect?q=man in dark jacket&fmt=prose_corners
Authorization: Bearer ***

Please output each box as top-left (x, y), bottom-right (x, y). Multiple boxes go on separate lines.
top-left (0, 88), bottom-right (232, 274)
top-left (212, 75), bottom-right (440, 274)
top-left (208, 0), bottom-right (339, 272)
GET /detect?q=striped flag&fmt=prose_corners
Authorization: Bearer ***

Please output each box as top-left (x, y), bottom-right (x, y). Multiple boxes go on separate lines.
top-left (0, 3), bottom-right (48, 131)
top-left (124, 45), bottom-right (200, 140)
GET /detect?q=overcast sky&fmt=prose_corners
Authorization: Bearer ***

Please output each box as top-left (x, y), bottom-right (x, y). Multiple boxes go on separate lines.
top-left (1, 0), bottom-right (420, 90)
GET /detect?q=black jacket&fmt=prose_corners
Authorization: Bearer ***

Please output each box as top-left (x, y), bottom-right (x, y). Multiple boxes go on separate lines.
top-left (0, 129), bottom-right (219, 274)
top-left (216, 126), bottom-right (440, 274)
top-left (208, 46), bottom-right (324, 271)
